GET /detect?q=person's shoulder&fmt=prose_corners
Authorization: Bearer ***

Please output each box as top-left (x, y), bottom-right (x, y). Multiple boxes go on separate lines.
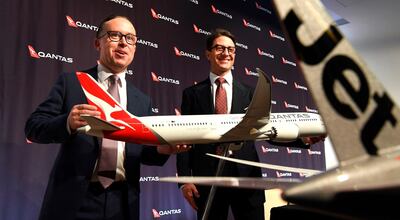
top-left (126, 81), bottom-right (150, 100)
top-left (233, 78), bottom-right (254, 92)
top-left (59, 66), bottom-right (97, 79)
top-left (183, 78), bottom-right (210, 92)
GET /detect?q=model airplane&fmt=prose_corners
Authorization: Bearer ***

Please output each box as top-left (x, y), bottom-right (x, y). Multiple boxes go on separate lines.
top-left (76, 68), bottom-right (326, 146)
top-left (161, 0), bottom-right (400, 219)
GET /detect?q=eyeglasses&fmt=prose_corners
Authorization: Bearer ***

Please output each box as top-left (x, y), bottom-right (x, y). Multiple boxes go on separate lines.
top-left (98, 31), bottom-right (137, 45)
top-left (211, 44), bottom-right (236, 54)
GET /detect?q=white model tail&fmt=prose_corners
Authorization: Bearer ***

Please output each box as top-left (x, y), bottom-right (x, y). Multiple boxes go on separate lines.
top-left (273, 0), bottom-right (400, 165)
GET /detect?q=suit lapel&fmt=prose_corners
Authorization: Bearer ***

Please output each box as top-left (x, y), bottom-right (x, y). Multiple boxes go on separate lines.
top-left (195, 79), bottom-right (213, 114)
top-left (231, 79), bottom-right (248, 114)
top-left (126, 84), bottom-right (137, 113)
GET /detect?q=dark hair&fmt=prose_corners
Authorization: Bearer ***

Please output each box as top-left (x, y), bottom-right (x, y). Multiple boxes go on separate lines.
top-left (206, 28), bottom-right (236, 51)
top-left (96, 15), bottom-right (134, 38)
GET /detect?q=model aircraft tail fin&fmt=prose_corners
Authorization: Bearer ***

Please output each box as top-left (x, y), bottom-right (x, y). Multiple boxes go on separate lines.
top-left (75, 72), bottom-right (134, 128)
top-left (272, 0), bottom-right (400, 165)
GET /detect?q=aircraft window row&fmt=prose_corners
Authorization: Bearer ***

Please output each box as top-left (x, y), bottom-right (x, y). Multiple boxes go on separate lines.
top-left (151, 122), bottom-right (208, 127)
top-left (298, 118), bottom-right (317, 121)
top-left (221, 121), bottom-right (238, 125)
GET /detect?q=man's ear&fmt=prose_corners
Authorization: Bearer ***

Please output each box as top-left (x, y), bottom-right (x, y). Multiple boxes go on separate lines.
top-left (94, 39), bottom-right (100, 51)
top-left (205, 50), bottom-right (210, 61)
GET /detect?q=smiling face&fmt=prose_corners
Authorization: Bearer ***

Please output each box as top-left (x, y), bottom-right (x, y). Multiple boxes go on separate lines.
top-left (95, 17), bottom-right (136, 74)
top-left (206, 36), bottom-right (236, 76)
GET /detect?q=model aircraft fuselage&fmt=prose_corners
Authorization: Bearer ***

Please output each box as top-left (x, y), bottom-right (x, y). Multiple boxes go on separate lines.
top-left (76, 70), bottom-right (326, 146)
top-left (89, 112), bottom-right (324, 145)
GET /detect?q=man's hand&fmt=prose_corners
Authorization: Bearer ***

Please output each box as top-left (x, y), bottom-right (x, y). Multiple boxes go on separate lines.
top-left (181, 183), bottom-right (199, 210)
top-left (157, 144), bottom-right (191, 155)
top-left (68, 104), bottom-right (100, 131)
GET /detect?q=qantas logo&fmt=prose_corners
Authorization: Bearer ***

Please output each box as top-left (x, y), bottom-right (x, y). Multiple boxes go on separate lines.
top-left (140, 176), bottom-right (159, 182)
top-left (137, 38), bottom-right (158, 48)
top-left (193, 24), bottom-right (211, 35)
top-left (282, 57), bottom-right (297, 66)
top-left (65, 15), bottom-right (98, 31)
top-left (244, 68), bottom-right (259, 77)
top-left (305, 106), bottom-right (318, 113)
top-left (270, 113), bottom-right (311, 120)
top-left (286, 147), bottom-right (302, 154)
top-left (261, 145), bottom-right (279, 153)
top-left (276, 171), bottom-right (293, 177)
top-left (271, 75), bottom-right (287, 85)
top-left (28, 45), bottom-right (73, 63)
top-left (269, 30), bottom-right (285, 41)
top-left (257, 48), bottom-right (274, 59)
top-left (28, 45), bottom-right (40, 58)
top-left (308, 149), bottom-right (322, 155)
top-left (235, 42), bottom-right (248, 50)
top-left (152, 209), bottom-right (160, 218)
top-left (174, 47), bottom-right (200, 60)
top-left (152, 107), bottom-right (159, 114)
top-left (211, 5), bottom-right (232, 19)
top-left (284, 101), bottom-right (299, 110)
top-left (242, 19), bottom-right (261, 31)
top-left (294, 82), bottom-right (308, 91)
top-left (105, 0), bottom-right (133, 8)
top-left (151, 8), bottom-right (179, 25)
top-left (151, 72), bottom-right (180, 85)
top-left (151, 208), bottom-right (182, 217)
top-left (255, 2), bottom-right (272, 14)
top-left (299, 173), bottom-right (308, 177)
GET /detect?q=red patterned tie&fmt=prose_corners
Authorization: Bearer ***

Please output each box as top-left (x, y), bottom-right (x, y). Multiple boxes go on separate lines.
top-left (97, 75), bottom-right (120, 188)
top-left (215, 78), bottom-right (227, 155)
top-left (215, 78), bottom-right (227, 114)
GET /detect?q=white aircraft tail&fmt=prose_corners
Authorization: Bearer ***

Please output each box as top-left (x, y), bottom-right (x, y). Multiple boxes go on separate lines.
top-left (273, 0), bottom-right (400, 165)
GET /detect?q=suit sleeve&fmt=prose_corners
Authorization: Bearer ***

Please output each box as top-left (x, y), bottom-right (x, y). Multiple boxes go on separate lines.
top-left (176, 88), bottom-right (193, 177)
top-left (25, 73), bottom-right (72, 144)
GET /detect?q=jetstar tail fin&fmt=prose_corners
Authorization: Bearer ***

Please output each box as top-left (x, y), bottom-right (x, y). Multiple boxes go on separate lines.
top-left (272, 0), bottom-right (400, 165)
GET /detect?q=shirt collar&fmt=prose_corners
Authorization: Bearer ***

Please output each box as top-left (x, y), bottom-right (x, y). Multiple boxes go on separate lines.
top-left (209, 71), bottom-right (233, 86)
top-left (97, 64), bottom-right (126, 84)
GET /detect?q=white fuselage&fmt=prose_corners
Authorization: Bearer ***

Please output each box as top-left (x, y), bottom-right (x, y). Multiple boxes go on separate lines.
top-left (138, 112), bottom-right (325, 145)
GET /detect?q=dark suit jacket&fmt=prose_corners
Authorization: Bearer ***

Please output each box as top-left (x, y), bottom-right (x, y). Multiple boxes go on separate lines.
top-left (176, 77), bottom-right (263, 188)
top-left (25, 66), bottom-right (169, 220)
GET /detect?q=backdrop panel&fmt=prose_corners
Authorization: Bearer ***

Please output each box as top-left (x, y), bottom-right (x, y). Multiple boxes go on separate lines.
top-left (0, 0), bottom-right (325, 219)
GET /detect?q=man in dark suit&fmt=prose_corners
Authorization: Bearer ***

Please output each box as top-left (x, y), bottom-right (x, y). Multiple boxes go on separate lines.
top-left (176, 29), bottom-right (266, 220)
top-left (25, 15), bottom-right (186, 220)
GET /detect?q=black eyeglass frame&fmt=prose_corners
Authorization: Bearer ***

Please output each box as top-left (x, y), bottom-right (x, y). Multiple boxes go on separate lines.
top-left (211, 44), bottom-right (236, 54)
top-left (98, 31), bottom-right (137, 45)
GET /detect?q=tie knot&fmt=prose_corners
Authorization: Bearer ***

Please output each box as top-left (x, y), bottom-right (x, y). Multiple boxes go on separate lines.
top-left (215, 77), bottom-right (226, 86)
top-left (108, 75), bottom-right (120, 86)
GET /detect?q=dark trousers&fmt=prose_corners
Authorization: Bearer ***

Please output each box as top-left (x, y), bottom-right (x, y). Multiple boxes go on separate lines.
top-left (75, 181), bottom-right (137, 220)
top-left (195, 186), bottom-right (265, 220)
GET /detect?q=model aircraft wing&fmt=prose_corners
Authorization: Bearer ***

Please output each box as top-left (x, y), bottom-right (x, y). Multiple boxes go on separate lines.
top-left (221, 68), bottom-right (272, 139)
top-left (79, 115), bottom-right (121, 131)
top-left (207, 153), bottom-right (321, 177)
top-left (159, 176), bottom-right (300, 190)
top-left (273, 0), bottom-right (400, 165)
